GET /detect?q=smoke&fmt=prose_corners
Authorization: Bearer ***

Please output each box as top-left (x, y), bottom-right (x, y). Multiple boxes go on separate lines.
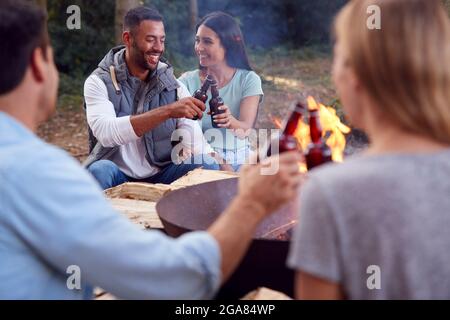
top-left (198, 0), bottom-right (348, 49)
top-left (199, 0), bottom-right (287, 48)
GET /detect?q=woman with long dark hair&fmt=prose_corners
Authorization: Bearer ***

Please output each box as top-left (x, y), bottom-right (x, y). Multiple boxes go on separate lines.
top-left (179, 11), bottom-right (263, 170)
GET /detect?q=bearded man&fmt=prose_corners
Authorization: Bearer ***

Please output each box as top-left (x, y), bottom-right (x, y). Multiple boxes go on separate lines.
top-left (84, 6), bottom-right (231, 189)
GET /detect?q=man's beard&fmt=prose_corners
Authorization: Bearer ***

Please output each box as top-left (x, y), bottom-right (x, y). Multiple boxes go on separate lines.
top-left (132, 41), bottom-right (162, 71)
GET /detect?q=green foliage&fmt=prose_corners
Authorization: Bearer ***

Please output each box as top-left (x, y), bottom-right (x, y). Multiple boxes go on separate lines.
top-left (58, 72), bottom-right (83, 96)
top-left (143, 0), bottom-right (197, 73)
top-left (47, 0), bottom-right (115, 76)
top-left (284, 0), bottom-right (348, 45)
top-left (144, 0), bottom-right (346, 73)
top-left (46, 0), bottom-right (115, 100)
top-left (45, 0), bottom-right (347, 97)
top-left (57, 72), bottom-right (85, 109)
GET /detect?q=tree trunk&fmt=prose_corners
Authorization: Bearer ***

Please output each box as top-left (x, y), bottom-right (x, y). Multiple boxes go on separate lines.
top-left (115, 0), bottom-right (142, 45)
top-left (189, 0), bottom-right (198, 31)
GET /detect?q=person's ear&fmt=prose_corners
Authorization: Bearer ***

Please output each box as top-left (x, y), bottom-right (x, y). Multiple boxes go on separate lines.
top-left (29, 47), bottom-right (46, 84)
top-left (123, 31), bottom-right (131, 47)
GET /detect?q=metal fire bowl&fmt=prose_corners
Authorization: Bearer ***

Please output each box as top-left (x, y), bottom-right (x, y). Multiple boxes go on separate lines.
top-left (156, 178), bottom-right (298, 299)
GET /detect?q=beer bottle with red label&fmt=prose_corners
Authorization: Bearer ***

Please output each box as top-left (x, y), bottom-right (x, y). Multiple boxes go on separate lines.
top-left (304, 108), bottom-right (332, 169)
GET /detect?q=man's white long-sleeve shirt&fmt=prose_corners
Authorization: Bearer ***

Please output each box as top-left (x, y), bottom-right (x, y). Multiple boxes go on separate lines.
top-left (84, 74), bottom-right (213, 179)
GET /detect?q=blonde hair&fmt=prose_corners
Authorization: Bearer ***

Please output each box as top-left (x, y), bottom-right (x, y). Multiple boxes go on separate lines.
top-left (334, 0), bottom-right (450, 144)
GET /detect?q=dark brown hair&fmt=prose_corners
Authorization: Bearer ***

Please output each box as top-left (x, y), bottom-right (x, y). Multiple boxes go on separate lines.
top-left (0, 0), bottom-right (49, 95)
top-left (124, 6), bottom-right (163, 36)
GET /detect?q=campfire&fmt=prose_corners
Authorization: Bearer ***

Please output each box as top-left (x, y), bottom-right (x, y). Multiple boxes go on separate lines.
top-left (272, 96), bottom-right (351, 170)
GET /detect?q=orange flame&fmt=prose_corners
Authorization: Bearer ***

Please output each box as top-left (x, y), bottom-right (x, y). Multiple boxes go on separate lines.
top-left (273, 96), bottom-right (350, 165)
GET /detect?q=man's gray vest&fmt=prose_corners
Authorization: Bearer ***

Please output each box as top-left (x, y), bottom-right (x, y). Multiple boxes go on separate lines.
top-left (83, 46), bottom-right (179, 169)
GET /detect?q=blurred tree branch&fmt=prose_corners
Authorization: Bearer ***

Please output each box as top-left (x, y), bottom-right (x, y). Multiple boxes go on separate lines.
top-left (189, 0), bottom-right (198, 32)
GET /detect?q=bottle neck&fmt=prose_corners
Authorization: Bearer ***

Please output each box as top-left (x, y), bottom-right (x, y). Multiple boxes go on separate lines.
top-left (210, 84), bottom-right (219, 98)
top-left (199, 81), bottom-right (210, 93)
top-left (283, 103), bottom-right (305, 136)
top-left (309, 110), bottom-right (322, 143)
top-left (284, 112), bottom-right (302, 136)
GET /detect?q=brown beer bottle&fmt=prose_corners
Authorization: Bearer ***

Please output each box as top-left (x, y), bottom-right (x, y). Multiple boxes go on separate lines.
top-left (191, 74), bottom-right (214, 120)
top-left (209, 80), bottom-right (225, 128)
top-left (304, 108), bottom-right (332, 170)
top-left (267, 102), bottom-right (305, 156)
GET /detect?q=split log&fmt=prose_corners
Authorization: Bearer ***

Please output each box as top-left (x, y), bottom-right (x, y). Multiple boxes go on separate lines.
top-left (109, 198), bottom-right (163, 229)
top-left (169, 168), bottom-right (239, 189)
top-left (105, 182), bottom-right (172, 202)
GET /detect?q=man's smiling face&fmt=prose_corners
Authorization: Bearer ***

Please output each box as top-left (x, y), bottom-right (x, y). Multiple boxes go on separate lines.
top-left (129, 20), bottom-right (165, 71)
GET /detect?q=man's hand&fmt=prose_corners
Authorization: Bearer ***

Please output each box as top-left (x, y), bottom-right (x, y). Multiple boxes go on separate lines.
top-left (167, 97), bottom-right (206, 120)
top-left (237, 151), bottom-right (303, 218)
top-left (131, 98), bottom-right (203, 137)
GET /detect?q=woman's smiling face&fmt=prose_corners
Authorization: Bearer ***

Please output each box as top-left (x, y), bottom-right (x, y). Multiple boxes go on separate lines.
top-left (195, 24), bottom-right (226, 68)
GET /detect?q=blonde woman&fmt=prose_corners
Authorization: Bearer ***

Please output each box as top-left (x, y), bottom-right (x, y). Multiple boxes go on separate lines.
top-left (288, 0), bottom-right (450, 299)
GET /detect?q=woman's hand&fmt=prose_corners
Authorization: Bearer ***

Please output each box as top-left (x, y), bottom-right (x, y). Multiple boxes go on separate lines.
top-left (211, 104), bottom-right (236, 129)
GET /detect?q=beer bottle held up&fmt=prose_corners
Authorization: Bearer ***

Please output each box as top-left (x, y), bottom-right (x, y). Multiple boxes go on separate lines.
top-left (304, 108), bottom-right (332, 170)
top-left (267, 102), bottom-right (305, 156)
top-left (192, 74), bottom-right (214, 120)
top-left (209, 80), bottom-right (226, 128)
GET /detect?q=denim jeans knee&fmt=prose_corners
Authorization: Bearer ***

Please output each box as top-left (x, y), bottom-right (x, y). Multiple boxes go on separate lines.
top-left (87, 160), bottom-right (128, 190)
top-left (183, 154), bottom-right (219, 171)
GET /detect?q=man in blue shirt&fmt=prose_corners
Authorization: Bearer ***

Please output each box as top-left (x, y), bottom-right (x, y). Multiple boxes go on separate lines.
top-left (0, 1), bottom-right (302, 299)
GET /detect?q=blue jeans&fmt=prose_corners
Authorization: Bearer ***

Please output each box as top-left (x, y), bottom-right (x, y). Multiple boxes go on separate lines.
top-left (87, 154), bottom-right (220, 190)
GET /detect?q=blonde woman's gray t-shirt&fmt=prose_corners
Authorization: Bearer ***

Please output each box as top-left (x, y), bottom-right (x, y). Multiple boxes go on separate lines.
top-left (288, 150), bottom-right (450, 299)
